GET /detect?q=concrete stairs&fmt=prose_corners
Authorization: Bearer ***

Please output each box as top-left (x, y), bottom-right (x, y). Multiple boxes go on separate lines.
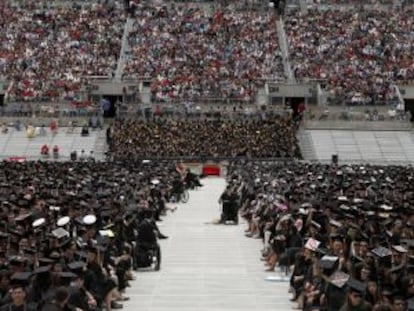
top-left (276, 17), bottom-right (295, 83)
top-left (115, 17), bottom-right (134, 81)
top-left (91, 127), bottom-right (108, 161)
top-left (299, 0), bottom-right (308, 12)
top-left (297, 128), bottom-right (317, 160)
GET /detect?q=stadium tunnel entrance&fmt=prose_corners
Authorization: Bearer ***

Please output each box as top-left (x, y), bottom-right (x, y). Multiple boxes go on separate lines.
top-left (102, 95), bottom-right (122, 118)
top-left (287, 97), bottom-right (306, 120)
top-left (405, 99), bottom-right (414, 122)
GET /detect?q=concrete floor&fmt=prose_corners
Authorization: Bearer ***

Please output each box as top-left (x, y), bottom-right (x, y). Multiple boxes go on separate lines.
top-left (0, 127), bottom-right (105, 160)
top-left (309, 130), bottom-right (414, 165)
top-left (124, 177), bottom-right (292, 311)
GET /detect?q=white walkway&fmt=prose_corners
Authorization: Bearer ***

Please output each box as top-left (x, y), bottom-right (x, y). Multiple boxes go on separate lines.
top-left (125, 177), bottom-right (292, 311)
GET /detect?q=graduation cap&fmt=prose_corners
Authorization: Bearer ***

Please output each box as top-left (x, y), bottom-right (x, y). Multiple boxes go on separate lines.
top-left (75, 251), bottom-right (87, 261)
top-left (10, 272), bottom-right (32, 287)
top-left (301, 202), bottom-right (312, 209)
top-left (320, 255), bottom-right (339, 272)
top-left (51, 228), bottom-right (69, 240)
top-left (67, 261), bottom-right (86, 273)
top-left (0, 232), bottom-right (9, 239)
top-left (102, 222), bottom-right (115, 230)
top-left (49, 206), bottom-right (60, 212)
top-left (100, 210), bottom-right (112, 218)
top-left (55, 271), bottom-right (77, 280)
top-left (99, 230), bottom-right (115, 238)
top-left (330, 271), bottom-right (350, 288)
top-left (311, 220), bottom-right (321, 230)
top-left (305, 238), bottom-right (321, 252)
top-left (15, 213), bottom-right (31, 222)
top-left (33, 265), bottom-right (51, 274)
top-left (329, 219), bottom-right (342, 228)
top-left (8, 229), bottom-right (25, 238)
top-left (379, 204), bottom-right (393, 211)
top-left (23, 248), bottom-right (37, 255)
top-left (339, 204), bottom-right (350, 211)
top-left (82, 214), bottom-right (96, 226)
top-left (49, 251), bottom-right (61, 261)
top-left (330, 233), bottom-right (345, 242)
top-left (57, 216), bottom-right (70, 227)
top-left (378, 212), bottom-right (390, 219)
top-left (347, 277), bottom-right (366, 294)
top-left (38, 257), bottom-right (55, 266)
top-left (391, 245), bottom-right (407, 253)
top-left (32, 218), bottom-right (46, 229)
top-left (371, 246), bottom-right (392, 258)
top-left (9, 256), bottom-right (26, 266)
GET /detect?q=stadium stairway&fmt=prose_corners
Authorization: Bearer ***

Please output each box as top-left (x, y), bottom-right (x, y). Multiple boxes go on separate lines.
top-left (276, 17), bottom-right (295, 83)
top-left (91, 126), bottom-right (108, 161)
top-left (297, 128), bottom-right (317, 161)
top-left (115, 17), bottom-right (134, 81)
top-left (299, 0), bottom-right (308, 12)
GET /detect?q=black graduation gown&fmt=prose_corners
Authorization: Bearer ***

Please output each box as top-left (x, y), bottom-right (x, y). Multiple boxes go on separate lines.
top-left (137, 219), bottom-right (157, 248)
top-left (68, 286), bottom-right (90, 311)
top-left (0, 303), bottom-right (37, 311)
top-left (41, 302), bottom-right (69, 311)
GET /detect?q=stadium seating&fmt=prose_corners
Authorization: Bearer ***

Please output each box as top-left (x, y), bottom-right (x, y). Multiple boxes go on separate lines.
top-left (123, 4), bottom-right (285, 101)
top-left (284, 7), bottom-right (414, 104)
top-left (0, 1), bottom-right (125, 102)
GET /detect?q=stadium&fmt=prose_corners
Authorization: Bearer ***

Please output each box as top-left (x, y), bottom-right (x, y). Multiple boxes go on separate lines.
top-left (0, 0), bottom-right (413, 310)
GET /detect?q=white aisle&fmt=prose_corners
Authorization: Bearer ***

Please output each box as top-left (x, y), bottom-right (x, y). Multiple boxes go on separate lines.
top-left (124, 177), bottom-right (292, 311)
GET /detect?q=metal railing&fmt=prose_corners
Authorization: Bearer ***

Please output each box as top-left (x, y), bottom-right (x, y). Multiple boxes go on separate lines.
top-left (304, 107), bottom-right (411, 123)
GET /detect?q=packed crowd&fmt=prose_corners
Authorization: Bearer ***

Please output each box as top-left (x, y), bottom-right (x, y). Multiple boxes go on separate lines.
top-left (285, 7), bottom-right (414, 104)
top-left (0, 1), bottom-right (125, 102)
top-left (109, 117), bottom-right (301, 159)
top-left (0, 160), bottom-right (188, 311)
top-left (123, 4), bottom-right (284, 101)
top-left (313, 0), bottom-right (395, 4)
top-left (228, 161), bottom-right (414, 310)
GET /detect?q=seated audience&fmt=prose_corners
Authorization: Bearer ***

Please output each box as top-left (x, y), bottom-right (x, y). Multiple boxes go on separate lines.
top-left (0, 160), bottom-right (186, 311)
top-left (124, 4), bottom-right (284, 101)
top-left (228, 161), bottom-right (414, 310)
top-left (0, 1), bottom-right (125, 102)
top-left (109, 117), bottom-right (301, 159)
top-left (285, 7), bottom-right (414, 105)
